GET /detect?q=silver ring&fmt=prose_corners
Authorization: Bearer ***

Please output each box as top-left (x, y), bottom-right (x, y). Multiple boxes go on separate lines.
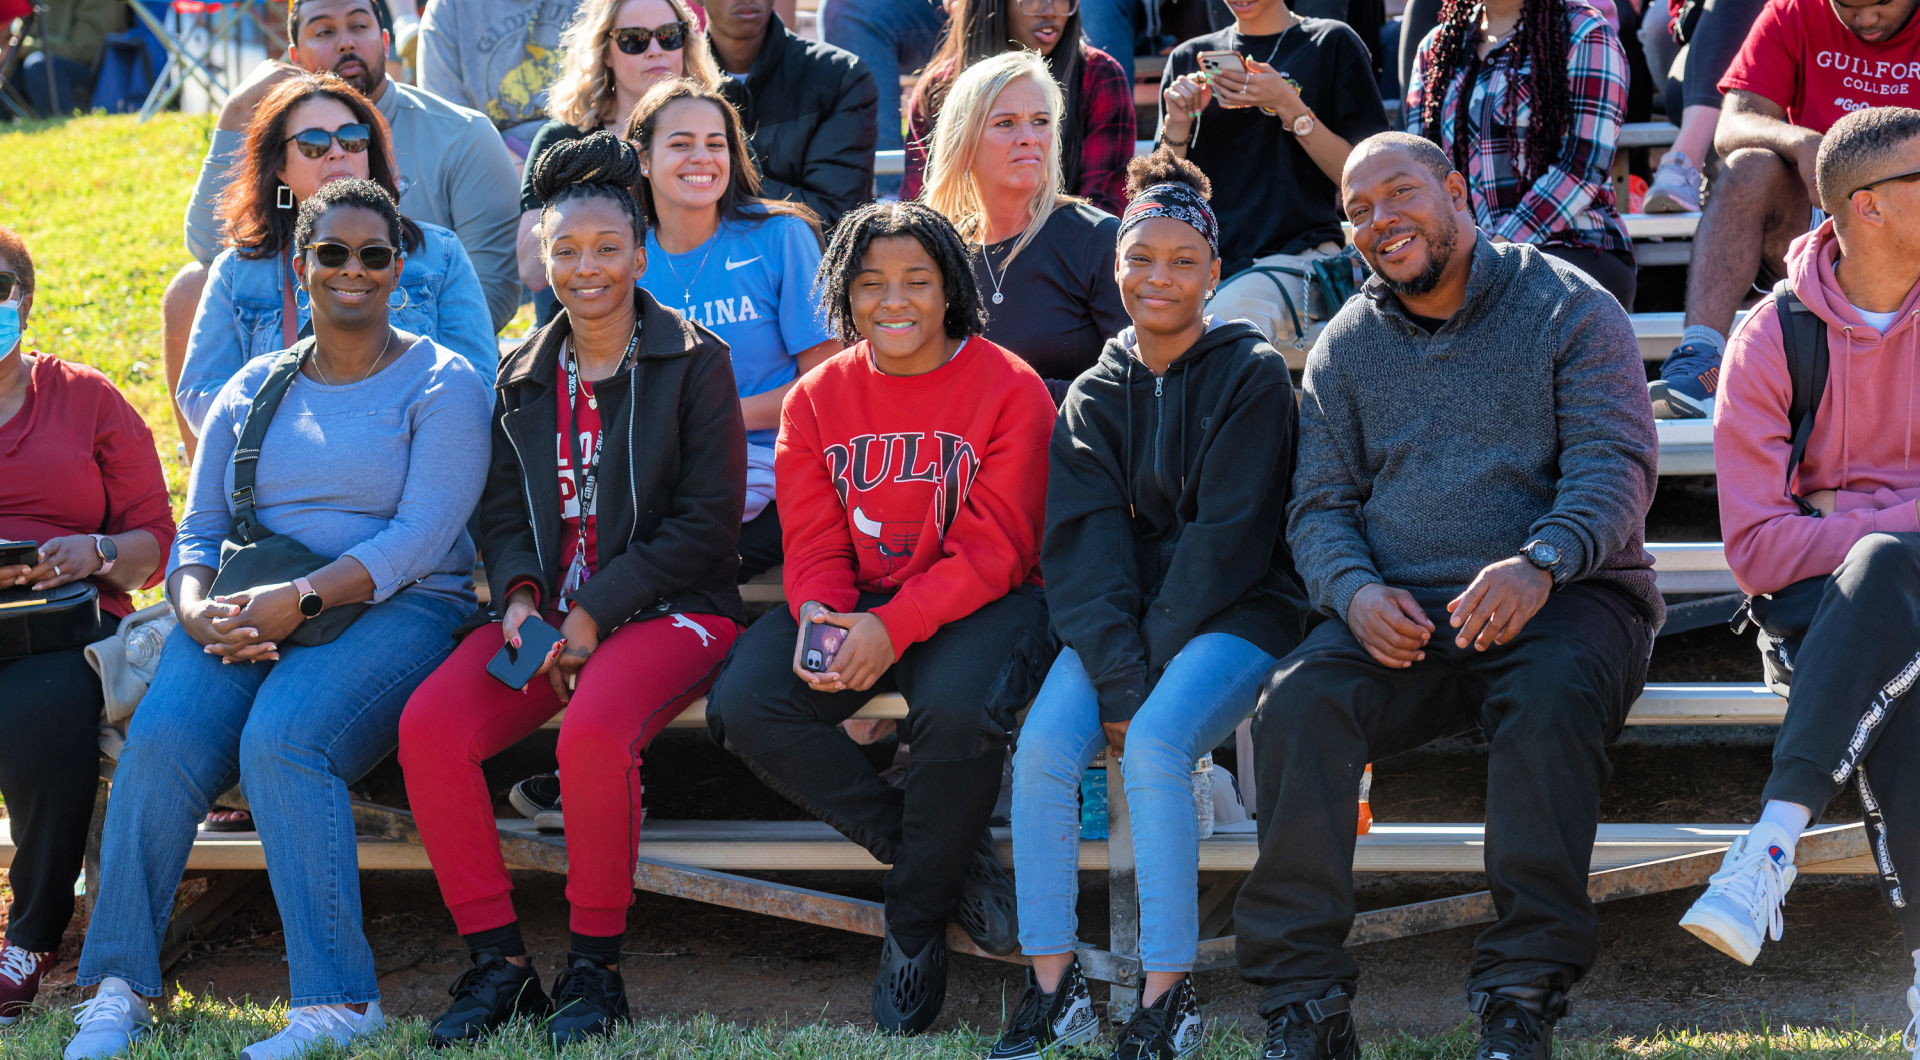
top-left (52, 565), bottom-right (61, 577)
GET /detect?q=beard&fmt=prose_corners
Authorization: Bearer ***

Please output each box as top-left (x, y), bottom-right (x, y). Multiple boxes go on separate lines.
top-left (1373, 215), bottom-right (1459, 297)
top-left (334, 55), bottom-right (382, 97)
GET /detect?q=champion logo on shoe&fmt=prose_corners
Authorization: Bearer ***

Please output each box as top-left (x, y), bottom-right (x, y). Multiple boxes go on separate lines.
top-left (1768, 845), bottom-right (1788, 865)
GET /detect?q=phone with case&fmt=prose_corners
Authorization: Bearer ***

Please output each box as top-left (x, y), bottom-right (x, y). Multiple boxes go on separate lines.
top-left (801, 620), bottom-right (847, 674)
top-left (486, 615), bottom-right (565, 691)
top-left (1197, 49), bottom-right (1248, 77)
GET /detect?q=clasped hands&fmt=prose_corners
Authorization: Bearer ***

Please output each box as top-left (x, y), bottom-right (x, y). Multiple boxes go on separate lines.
top-left (1346, 557), bottom-right (1553, 669)
top-left (790, 600), bottom-right (897, 694)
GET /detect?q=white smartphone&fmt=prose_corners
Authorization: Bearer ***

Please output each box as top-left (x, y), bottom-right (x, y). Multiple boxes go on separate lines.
top-left (1198, 50), bottom-right (1248, 77)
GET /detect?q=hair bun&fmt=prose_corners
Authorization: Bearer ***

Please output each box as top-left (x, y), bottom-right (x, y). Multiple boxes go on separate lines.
top-left (1124, 145), bottom-right (1211, 202)
top-left (531, 131), bottom-right (643, 205)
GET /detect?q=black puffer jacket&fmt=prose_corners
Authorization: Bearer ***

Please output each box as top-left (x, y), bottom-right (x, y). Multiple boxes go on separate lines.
top-left (472, 287), bottom-right (747, 633)
top-left (1044, 319), bottom-right (1311, 722)
top-left (715, 13), bottom-right (878, 228)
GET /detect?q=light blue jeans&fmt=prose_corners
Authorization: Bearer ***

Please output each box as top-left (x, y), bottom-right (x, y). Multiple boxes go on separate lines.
top-left (77, 590), bottom-right (467, 1005)
top-left (1078, 0), bottom-right (1139, 82)
top-left (1012, 633), bottom-right (1276, 972)
top-left (819, 0), bottom-right (945, 194)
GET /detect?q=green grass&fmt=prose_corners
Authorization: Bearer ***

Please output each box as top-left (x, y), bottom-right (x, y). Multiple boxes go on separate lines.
top-left (0, 995), bottom-right (1911, 1060)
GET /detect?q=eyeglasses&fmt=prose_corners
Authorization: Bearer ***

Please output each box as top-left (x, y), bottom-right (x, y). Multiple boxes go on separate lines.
top-left (0, 272), bottom-right (22, 303)
top-left (1852, 166), bottom-right (1920, 197)
top-left (284, 123), bottom-right (372, 159)
top-left (304, 241), bottom-right (397, 270)
top-left (609, 21), bottom-right (688, 54)
top-left (1012, 0), bottom-right (1080, 13)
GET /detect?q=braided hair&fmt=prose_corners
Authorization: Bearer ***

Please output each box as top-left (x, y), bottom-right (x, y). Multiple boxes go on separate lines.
top-left (530, 130), bottom-right (647, 252)
top-left (292, 177), bottom-right (421, 258)
top-left (813, 201), bottom-right (987, 345)
top-left (1418, 0), bottom-right (1571, 188)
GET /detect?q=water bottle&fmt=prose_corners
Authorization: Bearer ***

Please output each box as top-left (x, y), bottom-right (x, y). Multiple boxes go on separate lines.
top-left (1191, 754), bottom-right (1215, 839)
top-left (1079, 750), bottom-right (1109, 840)
top-left (1357, 762), bottom-right (1374, 836)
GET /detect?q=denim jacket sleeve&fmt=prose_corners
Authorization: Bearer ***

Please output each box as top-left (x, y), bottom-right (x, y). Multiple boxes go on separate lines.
top-left (409, 223), bottom-right (498, 380)
top-left (176, 249), bottom-right (266, 436)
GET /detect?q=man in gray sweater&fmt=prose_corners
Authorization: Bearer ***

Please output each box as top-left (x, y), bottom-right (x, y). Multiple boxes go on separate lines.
top-left (1233, 133), bottom-right (1662, 1060)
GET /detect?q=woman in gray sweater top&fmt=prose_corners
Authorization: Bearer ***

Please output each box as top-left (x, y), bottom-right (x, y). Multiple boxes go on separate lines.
top-left (66, 180), bottom-right (491, 1060)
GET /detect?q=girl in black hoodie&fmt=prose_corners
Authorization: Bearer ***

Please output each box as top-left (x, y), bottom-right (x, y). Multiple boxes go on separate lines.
top-left (396, 133), bottom-right (747, 1049)
top-left (992, 150), bottom-right (1311, 1060)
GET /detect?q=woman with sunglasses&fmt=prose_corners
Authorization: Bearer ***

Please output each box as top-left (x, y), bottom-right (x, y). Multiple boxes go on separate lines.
top-left (904, 0), bottom-right (1135, 215)
top-left (399, 132), bottom-right (746, 1049)
top-left (920, 51), bottom-right (1128, 404)
top-left (0, 225), bottom-right (175, 1028)
top-left (174, 72), bottom-right (496, 437)
top-left (516, 0), bottom-right (721, 315)
top-left (63, 178), bottom-right (493, 1060)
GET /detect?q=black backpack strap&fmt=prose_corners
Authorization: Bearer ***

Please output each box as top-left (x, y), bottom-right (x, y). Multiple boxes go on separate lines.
top-left (228, 339), bottom-right (316, 543)
top-left (1773, 280), bottom-right (1829, 518)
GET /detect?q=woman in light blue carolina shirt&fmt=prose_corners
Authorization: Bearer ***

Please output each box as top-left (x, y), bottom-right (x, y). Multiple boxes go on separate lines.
top-left (626, 78), bottom-right (841, 580)
top-left (176, 73), bottom-right (497, 437)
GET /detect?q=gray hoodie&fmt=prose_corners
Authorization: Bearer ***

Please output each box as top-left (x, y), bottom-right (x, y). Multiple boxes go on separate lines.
top-left (1289, 237), bottom-right (1663, 628)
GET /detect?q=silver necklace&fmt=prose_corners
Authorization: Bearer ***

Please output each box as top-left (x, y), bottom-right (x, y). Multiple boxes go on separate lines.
top-left (1234, 10), bottom-right (1297, 66)
top-left (979, 241), bottom-right (1009, 306)
top-left (658, 222), bottom-right (721, 307)
top-left (311, 328), bottom-right (397, 387)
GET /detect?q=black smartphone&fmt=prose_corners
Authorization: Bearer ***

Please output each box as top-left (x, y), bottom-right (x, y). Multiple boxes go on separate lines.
top-left (801, 621), bottom-right (847, 674)
top-left (0, 541), bottom-right (38, 569)
top-left (486, 615), bottom-right (566, 691)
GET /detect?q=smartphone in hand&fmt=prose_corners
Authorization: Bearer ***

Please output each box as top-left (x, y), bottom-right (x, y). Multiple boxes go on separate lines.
top-left (1197, 50), bottom-right (1249, 77)
top-left (486, 615), bottom-right (565, 691)
top-left (0, 541), bottom-right (38, 569)
top-left (801, 620), bottom-right (847, 674)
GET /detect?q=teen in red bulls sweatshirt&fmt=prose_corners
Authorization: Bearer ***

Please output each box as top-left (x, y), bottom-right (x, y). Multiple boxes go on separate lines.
top-left (1690, 107), bottom-right (1920, 991)
top-left (706, 201), bottom-right (1057, 1036)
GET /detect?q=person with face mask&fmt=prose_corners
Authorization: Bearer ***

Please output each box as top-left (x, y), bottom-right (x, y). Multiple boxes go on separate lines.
top-left (0, 224), bottom-right (175, 1028)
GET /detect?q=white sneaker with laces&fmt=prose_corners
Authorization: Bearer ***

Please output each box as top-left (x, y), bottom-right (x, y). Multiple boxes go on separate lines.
top-left (1904, 984), bottom-right (1918, 1060)
top-left (240, 1001), bottom-right (385, 1059)
top-left (1678, 832), bottom-right (1797, 965)
top-left (63, 978), bottom-right (151, 1060)
top-left (1645, 151), bottom-right (1704, 213)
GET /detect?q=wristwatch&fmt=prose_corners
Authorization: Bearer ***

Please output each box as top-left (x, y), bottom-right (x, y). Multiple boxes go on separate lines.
top-left (1520, 539), bottom-right (1562, 579)
top-left (89, 534), bottom-right (117, 575)
top-left (293, 576), bottom-right (324, 619)
top-left (1290, 111), bottom-right (1317, 137)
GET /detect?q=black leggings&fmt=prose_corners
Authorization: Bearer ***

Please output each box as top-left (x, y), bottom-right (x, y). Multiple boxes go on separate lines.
top-left (1681, 0), bottom-right (1769, 111)
top-left (0, 612), bottom-right (116, 953)
top-left (1542, 244), bottom-right (1639, 312)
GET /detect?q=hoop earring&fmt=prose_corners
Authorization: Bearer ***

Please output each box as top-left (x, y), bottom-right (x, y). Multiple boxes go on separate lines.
top-left (277, 184), bottom-right (295, 210)
top-left (388, 286), bottom-right (411, 312)
top-left (293, 287), bottom-right (311, 313)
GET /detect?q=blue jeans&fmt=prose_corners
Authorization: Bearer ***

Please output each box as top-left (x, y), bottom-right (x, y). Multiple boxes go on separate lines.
top-left (1079, 0), bottom-right (1139, 82)
top-left (77, 591), bottom-right (467, 1005)
top-left (819, 0), bottom-right (945, 193)
top-left (1012, 633), bottom-right (1276, 972)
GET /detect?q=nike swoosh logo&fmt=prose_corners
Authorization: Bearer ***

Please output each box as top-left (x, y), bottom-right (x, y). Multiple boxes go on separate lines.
top-left (725, 256), bottom-right (761, 270)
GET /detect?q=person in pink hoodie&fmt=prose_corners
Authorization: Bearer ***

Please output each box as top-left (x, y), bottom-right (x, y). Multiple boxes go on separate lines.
top-left (1682, 106), bottom-right (1920, 1038)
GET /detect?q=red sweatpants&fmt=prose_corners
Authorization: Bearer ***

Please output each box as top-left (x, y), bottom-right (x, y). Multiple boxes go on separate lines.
top-left (398, 611), bottom-right (739, 937)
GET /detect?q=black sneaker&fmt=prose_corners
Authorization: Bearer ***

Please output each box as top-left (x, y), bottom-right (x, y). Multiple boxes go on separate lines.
top-left (1469, 984), bottom-right (1566, 1060)
top-left (427, 949), bottom-right (550, 1047)
top-left (547, 957), bottom-right (629, 1045)
top-left (509, 774), bottom-right (564, 832)
top-left (1259, 986), bottom-right (1355, 1060)
top-left (872, 930), bottom-right (947, 1035)
top-left (1111, 976), bottom-right (1204, 1060)
top-left (986, 960), bottom-right (1100, 1059)
top-left (957, 831), bottom-right (1019, 955)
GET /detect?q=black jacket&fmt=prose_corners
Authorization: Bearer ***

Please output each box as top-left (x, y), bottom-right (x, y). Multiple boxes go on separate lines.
top-left (716, 13), bottom-right (878, 228)
top-left (474, 287), bottom-right (747, 633)
top-left (1044, 320), bottom-right (1310, 722)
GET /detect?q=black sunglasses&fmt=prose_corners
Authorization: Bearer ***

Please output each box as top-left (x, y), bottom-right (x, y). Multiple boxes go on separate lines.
top-left (609, 21), bottom-right (688, 54)
top-left (305, 241), bottom-right (397, 271)
top-left (1012, 0), bottom-right (1080, 12)
top-left (1853, 166), bottom-right (1920, 197)
top-left (284, 122), bottom-right (372, 160)
top-left (0, 271), bottom-right (21, 303)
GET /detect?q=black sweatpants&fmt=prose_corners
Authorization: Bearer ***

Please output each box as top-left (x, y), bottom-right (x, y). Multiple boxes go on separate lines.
top-left (0, 612), bottom-right (117, 953)
top-left (707, 586), bottom-right (1053, 945)
top-left (1235, 583), bottom-right (1654, 1012)
top-left (737, 502), bottom-right (783, 584)
top-left (1762, 532), bottom-right (1920, 950)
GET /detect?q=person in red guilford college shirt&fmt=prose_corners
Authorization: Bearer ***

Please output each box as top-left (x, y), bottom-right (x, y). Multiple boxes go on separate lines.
top-left (1649, 0), bottom-right (1920, 421)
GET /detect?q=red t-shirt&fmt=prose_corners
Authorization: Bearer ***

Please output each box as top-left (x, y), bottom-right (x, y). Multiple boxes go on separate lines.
top-left (554, 370), bottom-right (602, 610)
top-left (0, 353), bottom-right (176, 618)
top-left (1720, 0), bottom-right (1920, 131)
top-left (775, 337), bottom-right (1055, 654)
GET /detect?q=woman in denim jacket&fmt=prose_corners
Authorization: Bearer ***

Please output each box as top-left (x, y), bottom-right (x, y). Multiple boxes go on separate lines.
top-left (176, 73), bottom-right (496, 436)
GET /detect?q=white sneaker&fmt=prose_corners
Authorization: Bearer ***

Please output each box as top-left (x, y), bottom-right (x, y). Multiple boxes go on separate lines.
top-left (1645, 151), bottom-right (1704, 213)
top-left (1903, 984), bottom-right (1918, 1060)
top-left (240, 1001), bottom-right (385, 1059)
top-left (63, 978), bottom-right (151, 1060)
top-left (1679, 832), bottom-right (1797, 965)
